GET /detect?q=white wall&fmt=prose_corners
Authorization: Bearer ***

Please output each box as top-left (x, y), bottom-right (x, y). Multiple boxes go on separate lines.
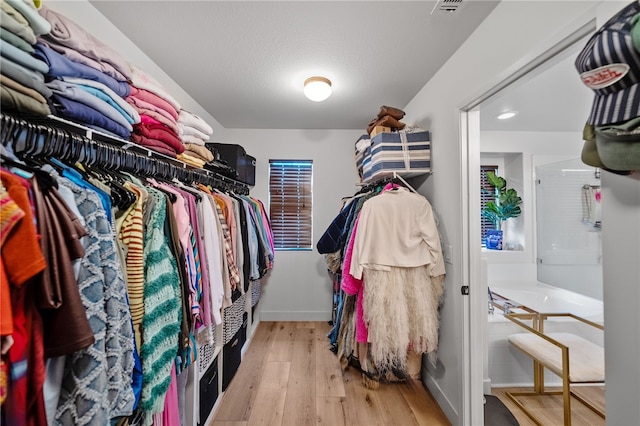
top-left (602, 171), bottom-right (640, 425)
top-left (402, 2), bottom-right (601, 424)
top-left (221, 129), bottom-right (361, 321)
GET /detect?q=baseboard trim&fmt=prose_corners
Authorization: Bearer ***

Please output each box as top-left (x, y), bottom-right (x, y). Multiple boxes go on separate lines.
top-left (423, 368), bottom-right (458, 425)
top-left (484, 378), bottom-right (492, 395)
top-left (260, 311), bottom-right (331, 322)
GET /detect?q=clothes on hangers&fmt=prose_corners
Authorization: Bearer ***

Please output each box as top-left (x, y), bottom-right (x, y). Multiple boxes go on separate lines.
top-left (0, 168), bottom-right (48, 426)
top-left (0, 113), bottom-right (274, 425)
top-left (51, 168), bottom-right (136, 425)
top-left (320, 182), bottom-right (446, 384)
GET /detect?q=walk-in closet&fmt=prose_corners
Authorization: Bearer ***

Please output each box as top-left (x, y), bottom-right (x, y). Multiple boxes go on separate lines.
top-left (3, 1), bottom-right (640, 426)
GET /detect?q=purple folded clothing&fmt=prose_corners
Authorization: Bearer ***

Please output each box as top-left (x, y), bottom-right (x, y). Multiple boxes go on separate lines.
top-left (49, 93), bottom-right (130, 139)
top-left (38, 5), bottom-right (131, 81)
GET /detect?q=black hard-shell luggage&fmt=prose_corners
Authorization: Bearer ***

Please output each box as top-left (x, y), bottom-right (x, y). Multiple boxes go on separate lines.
top-left (210, 143), bottom-right (256, 186)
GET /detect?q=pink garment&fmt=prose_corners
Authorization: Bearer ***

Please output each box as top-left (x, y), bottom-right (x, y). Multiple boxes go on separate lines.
top-left (133, 122), bottom-right (184, 154)
top-left (132, 109), bottom-right (180, 135)
top-left (383, 182), bottom-right (401, 191)
top-left (131, 135), bottom-right (178, 158)
top-left (162, 347), bottom-right (181, 425)
top-left (127, 95), bottom-right (177, 124)
top-left (342, 185), bottom-right (400, 343)
top-left (38, 5), bottom-right (131, 81)
top-left (128, 85), bottom-right (178, 120)
top-left (153, 412), bottom-right (163, 425)
top-left (130, 65), bottom-right (181, 111)
top-left (342, 216), bottom-right (368, 343)
top-left (139, 114), bottom-right (162, 126)
top-left (180, 186), bottom-right (212, 328)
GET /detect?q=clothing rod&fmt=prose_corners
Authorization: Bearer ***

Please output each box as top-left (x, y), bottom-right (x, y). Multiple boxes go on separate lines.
top-left (0, 113), bottom-right (250, 194)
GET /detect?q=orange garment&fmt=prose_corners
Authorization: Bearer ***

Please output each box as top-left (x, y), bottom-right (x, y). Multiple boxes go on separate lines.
top-left (1, 170), bottom-right (47, 425)
top-left (1, 186), bottom-right (25, 335)
top-left (0, 172), bottom-right (46, 289)
top-left (211, 194), bottom-right (240, 291)
top-left (213, 193), bottom-right (237, 260)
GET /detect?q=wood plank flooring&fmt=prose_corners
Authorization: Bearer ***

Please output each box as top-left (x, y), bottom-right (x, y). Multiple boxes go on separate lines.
top-left (211, 321), bottom-right (450, 426)
top-left (493, 386), bottom-right (606, 426)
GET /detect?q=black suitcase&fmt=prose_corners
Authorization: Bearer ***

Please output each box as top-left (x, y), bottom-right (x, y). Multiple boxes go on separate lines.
top-left (210, 143), bottom-right (256, 186)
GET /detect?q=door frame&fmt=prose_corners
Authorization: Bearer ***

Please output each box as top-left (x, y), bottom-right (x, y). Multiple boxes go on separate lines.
top-left (459, 20), bottom-right (597, 425)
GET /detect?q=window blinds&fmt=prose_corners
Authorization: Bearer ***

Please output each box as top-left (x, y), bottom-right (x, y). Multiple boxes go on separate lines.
top-left (268, 160), bottom-right (313, 250)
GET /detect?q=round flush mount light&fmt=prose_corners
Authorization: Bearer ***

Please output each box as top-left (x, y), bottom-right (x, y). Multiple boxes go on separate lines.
top-left (304, 76), bottom-right (332, 102)
top-left (496, 111), bottom-right (518, 120)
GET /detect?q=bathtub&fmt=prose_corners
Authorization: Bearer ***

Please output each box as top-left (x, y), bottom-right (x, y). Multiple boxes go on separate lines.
top-left (487, 280), bottom-right (604, 388)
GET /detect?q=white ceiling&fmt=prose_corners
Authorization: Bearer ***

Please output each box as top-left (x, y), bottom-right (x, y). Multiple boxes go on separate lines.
top-left (90, 0), bottom-right (500, 130)
top-left (88, 1), bottom-right (596, 134)
top-left (479, 32), bottom-right (595, 133)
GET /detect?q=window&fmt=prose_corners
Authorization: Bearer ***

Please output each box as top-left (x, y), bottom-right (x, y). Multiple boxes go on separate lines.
top-left (481, 165), bottom-right (499, 245)
top-left (269, 160), bottom-right (313, 250)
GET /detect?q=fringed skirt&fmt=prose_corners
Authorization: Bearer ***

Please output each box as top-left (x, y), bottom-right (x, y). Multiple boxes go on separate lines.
top-left (335, 265), bottom-right (444, 387)
top-left (362, 265), bottom-right (444, 374)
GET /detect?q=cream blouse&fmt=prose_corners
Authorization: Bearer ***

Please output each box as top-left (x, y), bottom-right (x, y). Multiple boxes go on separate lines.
top-left (349, 187), bottom-right (445, 279)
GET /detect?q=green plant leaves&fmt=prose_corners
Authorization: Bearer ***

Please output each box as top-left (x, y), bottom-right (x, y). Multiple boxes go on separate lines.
top-left (481, 172), bottom-right (522, 229)
top-left (486, 171), bottom-right (506, 191)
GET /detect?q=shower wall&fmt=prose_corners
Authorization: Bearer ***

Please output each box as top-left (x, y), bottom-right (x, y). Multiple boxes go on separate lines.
top-left (535, 158), bottom-right (603, 300)
top-left (480, 132), bottom-right (603, 299)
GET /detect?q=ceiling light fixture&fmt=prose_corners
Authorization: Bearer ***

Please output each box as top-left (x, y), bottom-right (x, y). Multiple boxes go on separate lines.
top-left (497, 111), bottom-right (518, 120)
top-left (304, 76), bottom-right (332, 102)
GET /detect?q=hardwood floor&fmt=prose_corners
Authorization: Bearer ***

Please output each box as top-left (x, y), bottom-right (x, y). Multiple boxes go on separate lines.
top-left (211, 321), bottom-right (451, 426)
top-left (492, 386), bottom-right (606, 426)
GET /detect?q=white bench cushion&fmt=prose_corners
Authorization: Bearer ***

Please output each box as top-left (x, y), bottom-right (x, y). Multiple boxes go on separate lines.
top-left (508, 332), bottom-right (605, 383)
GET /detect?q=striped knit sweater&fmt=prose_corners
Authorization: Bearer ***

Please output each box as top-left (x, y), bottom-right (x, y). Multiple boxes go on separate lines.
top-left (140, 186), bottom-right (182, 418)
top-left (118, 181), bottom-right (147, 351)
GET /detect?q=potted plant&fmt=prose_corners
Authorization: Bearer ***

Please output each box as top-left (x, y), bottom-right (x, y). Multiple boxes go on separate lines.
top-left (482, 171), bottom-right (523, 250)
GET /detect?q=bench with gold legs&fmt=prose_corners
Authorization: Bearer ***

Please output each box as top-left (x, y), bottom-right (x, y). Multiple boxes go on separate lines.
top-left (504, 312), bottom-right (605, 426)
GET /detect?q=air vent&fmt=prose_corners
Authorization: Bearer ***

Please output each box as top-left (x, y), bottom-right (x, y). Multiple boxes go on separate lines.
top-left (431, 0), bottom-right (464, 15)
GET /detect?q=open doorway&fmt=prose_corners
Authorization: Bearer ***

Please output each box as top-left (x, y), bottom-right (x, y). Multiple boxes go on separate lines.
top-left (463, 22), bottom-right (606, 425)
